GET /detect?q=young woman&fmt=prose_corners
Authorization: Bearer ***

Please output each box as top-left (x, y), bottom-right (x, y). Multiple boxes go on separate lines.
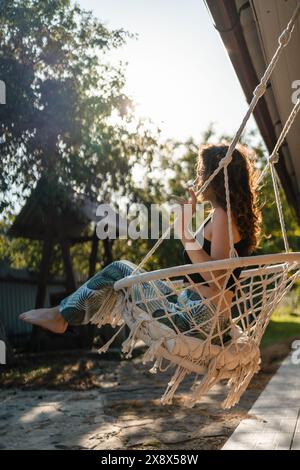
top-left (19, 143), bottom-right (261, 342)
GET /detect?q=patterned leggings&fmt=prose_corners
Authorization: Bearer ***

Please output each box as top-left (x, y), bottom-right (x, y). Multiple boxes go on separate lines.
top-left (59, 260), bottom-right (228, 342)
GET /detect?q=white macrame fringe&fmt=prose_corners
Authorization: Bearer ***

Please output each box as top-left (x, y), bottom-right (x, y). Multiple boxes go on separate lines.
top-left (93, 286), bottom-right (263, 409)
top-left (88, 252), bottom-right (300, 409)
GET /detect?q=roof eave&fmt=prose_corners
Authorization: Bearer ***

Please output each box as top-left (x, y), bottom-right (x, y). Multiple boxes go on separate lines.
top-left (205, 0), bottom-right (300, 223)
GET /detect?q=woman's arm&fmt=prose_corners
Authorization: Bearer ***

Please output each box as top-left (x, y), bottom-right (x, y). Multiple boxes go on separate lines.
top-left (174, 193), bottom-right (231, 289)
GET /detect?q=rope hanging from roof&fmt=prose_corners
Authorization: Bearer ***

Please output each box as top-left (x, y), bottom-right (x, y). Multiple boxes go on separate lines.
top-left (94, 2), bottom-right (300, 409)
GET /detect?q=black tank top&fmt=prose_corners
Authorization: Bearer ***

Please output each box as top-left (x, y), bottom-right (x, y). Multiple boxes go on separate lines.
top-left (182, 214), bottom-right (248, 292)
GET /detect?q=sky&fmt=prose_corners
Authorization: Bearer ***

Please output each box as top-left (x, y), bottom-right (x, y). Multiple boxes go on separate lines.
top-left (78, 0), bottom-right (258, 142)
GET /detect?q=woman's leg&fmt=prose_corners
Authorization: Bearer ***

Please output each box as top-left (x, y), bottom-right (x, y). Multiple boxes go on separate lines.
top-left (19, 260), bottom-right (145, 333)
top-left (19, 259), bottom-right (177, 334)
top-left (19, 260), bottom-right (226, 341)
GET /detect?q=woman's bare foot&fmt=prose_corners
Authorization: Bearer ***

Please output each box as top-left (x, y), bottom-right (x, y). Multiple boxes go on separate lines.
top-left (19, 306), bottom-right (68, 334)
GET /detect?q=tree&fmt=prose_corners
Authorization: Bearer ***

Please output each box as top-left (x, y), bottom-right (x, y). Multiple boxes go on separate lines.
top-left (0, 0), bottom-right (159, 212)
top-left (0, 0), bottom-right (163, 350)
top-left (0, 0), bottom-right (164, 278)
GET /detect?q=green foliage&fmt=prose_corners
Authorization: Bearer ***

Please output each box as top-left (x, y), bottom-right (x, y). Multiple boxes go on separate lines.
top-left (258, 175), bottom-right (300, 253)
top-left (0, 215), bottom-right (41, 271)
top-left (262, 285), bottom-right (300, 348)
top-left (0, 0), bottom-right (162, 276)
top-left (0, 0), bottom-right (159, 211)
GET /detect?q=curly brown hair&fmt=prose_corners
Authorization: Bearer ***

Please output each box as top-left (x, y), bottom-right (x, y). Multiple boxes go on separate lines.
top-left (196, 143), bottom-right (262, 254)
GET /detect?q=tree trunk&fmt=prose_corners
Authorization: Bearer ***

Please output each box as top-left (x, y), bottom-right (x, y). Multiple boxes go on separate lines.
top-left (31, 234), bottom-right (54, 351)
top-left (61, 237), bottom-right (95, 349)
top-left (35, 235), bottom-right (54, 308)
top-left (89, 226), bottom-right (99, 278)
top-left (84, 228), bottom-right (99, 348)
top-left (103, 238), bottom-right (114, 266)
top-left (60, 237), bottom-right (77, 292)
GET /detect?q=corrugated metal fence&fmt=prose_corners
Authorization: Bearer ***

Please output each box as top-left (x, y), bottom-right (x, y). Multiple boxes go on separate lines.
top-left (0, 266), bottom-right (65, 348)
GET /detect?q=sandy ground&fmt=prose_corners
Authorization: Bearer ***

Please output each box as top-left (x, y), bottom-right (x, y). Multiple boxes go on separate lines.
top-left (0, 343), bottom-right (289, 450)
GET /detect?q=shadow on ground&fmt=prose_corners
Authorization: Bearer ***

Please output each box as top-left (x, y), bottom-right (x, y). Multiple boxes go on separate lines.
top-left (0, 338), bottom-right (293, 450)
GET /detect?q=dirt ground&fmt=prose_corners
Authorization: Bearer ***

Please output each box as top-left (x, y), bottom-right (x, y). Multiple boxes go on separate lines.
top-left (0, 341), bottom-right (291, 450)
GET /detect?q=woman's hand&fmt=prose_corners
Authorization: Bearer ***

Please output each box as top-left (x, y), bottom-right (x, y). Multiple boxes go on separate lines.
top-left (171, 188), bottom-right (197, 240)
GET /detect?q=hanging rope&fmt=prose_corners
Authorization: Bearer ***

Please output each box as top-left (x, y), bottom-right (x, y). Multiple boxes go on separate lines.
top-left (224, 165), bottom-right (239, 258)
top-left (193, 0), bottom-right (300, 198)
top-left (270, 163), bottom-right (290, 252)
top-left (255, 98), bottom-right (300, 253)
top-left (101, 1), bottom-right (300, 410)
top-left (256, 97), bottom-right (300, 186)
top-left (131, 1), bottom-right (300, 275)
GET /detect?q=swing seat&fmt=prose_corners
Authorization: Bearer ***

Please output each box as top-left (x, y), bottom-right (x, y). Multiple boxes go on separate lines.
top-left (111, 252), bottom-right (300, 408)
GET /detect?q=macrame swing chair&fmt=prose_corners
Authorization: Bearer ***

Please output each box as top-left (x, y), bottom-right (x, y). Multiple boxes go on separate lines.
top-left (95, 3), bottom-right (300, 409)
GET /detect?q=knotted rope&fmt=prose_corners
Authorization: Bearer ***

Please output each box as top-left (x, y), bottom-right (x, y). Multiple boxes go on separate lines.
top-left (130, 2), bottom-right (300, 274)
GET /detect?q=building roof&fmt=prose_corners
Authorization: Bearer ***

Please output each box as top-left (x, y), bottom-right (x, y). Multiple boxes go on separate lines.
top-left (8, 177), bottom-right (124, 242)
top-left (205, 0), bottom-right (300, 222)
top-left (8, 177), bottom-right (96, 241)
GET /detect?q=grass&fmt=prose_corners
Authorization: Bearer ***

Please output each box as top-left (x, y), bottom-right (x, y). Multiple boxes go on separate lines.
top-left (262, 311), bottom-right (300, 348)
top-left (261, 287), bottom-right (300, 348)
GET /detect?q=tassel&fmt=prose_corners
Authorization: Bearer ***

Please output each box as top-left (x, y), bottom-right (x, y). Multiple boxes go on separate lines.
top-left (97, 324), bottom-right (126, 354)
top-left (161, 365), bottom-right (187, 405)
top-left (149, 357), bottom-right (162, 374)
top-left (122, 316), bottom-right (147, 358)
top-left (89, 288), bottom-right (123, 328)
top-left (142, 337), bottom-right (164, 365)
